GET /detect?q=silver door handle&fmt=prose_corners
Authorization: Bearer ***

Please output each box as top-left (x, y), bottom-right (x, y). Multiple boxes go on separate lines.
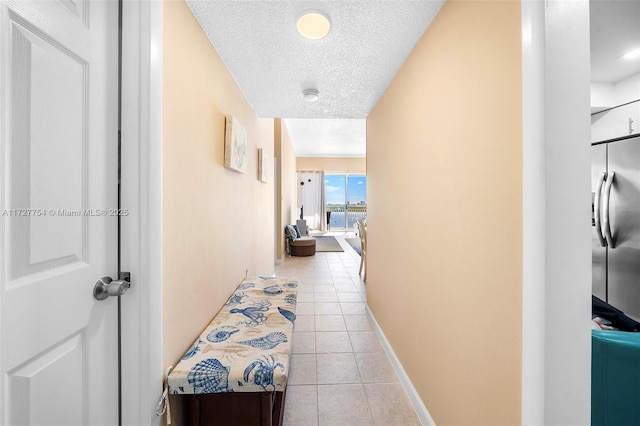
top-left (594, 171), bottom-right (607, 247)
top-left (93, 275), bottom-right (131, 300)
top-left (602, 171), bottom-right (615, 249)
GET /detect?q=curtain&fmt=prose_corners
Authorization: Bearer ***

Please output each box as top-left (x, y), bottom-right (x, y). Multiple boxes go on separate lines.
top-left (297, 171), bottom-right (326, 231)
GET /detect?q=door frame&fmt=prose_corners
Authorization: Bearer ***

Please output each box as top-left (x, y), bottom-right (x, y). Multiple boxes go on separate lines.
top-left (120, 1), bottom-right (163, 424)
top-left (521, 1), bottom-right (591, 424)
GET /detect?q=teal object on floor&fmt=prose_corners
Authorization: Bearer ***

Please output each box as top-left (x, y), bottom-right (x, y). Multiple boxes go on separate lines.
top-left (592, 329), bottom-right (640, 426)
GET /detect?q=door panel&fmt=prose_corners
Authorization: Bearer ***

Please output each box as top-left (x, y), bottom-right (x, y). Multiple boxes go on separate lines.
top-left (9, 16), bottom-right (86, 280)
top-left (591, 144), bottom-right (607, 300)
top-left (9, 333), bottom-right (85, 425)
top-left (0, 1), bottom-right (119, 424)
top-left (606, 136), bottom-right (640, 320)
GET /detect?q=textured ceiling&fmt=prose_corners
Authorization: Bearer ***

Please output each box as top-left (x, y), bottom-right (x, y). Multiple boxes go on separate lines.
top-left (186, 1), bottom-right (444, 120)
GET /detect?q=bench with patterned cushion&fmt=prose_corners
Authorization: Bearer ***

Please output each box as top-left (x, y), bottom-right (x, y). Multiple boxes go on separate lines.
top-left (168, 276), bottom-right (298, 426)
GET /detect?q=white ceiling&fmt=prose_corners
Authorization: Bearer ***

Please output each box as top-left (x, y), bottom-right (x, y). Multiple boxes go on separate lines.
top-left (284, 118), bottom-right (366, 157)
top-left (186, 1), bottom-right (640, 158)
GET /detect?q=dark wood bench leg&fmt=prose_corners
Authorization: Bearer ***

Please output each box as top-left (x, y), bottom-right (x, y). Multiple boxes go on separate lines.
top-left (259, 392), bottom-right (273, 426)
top-left (273, 388), bottom-right (286, 426)
top-left (190, 395), bottom-right (200, 426)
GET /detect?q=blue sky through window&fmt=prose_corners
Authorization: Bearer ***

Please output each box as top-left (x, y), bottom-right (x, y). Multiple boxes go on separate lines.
top-left (324, 174), bottom-right (366, 205)
top-left (325, 175), bottom-right (345, 205)
top-left (348, 175), bottom-right (366, 205)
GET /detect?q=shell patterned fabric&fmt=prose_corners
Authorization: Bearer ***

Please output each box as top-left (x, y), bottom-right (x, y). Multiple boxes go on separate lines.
top-left (285, 294), bottom-right (297, 306)
top-left (238, 281), bottom-right (255, 290)
top-left (206, 326), bottom-right (240, 343)
top-left (168, 276), bottom-right (298, 394)
top-left (238, 331), bottom-right (288, 350)
top-left (187, 358), bottom-right (231, 393)
top-left (225, 292), bottom-right (247, 307)
top-left (182, 339), bottom-right (203, 360)
top-left (278, 307), bottom-right (296, 324)
top-left (263, 285), bottom-right (283, 296)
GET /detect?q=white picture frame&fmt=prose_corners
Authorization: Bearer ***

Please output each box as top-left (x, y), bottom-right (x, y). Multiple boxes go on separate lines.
top-left (258, 148), bottom-right (267, 183)
top-left (224, 116), bottom-right (247, 173)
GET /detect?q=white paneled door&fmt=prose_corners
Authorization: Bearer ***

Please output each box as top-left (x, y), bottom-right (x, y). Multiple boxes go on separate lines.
top-left (0, 1), bottom-right (120, 425)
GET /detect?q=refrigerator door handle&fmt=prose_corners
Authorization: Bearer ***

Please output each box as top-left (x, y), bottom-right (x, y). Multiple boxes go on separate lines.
top-left (594, 171), bottom-right (607, 247)
top-left (603, 171), bottom-right (615, 249)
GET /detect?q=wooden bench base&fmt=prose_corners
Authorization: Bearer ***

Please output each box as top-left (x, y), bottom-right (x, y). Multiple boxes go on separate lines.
top-left (186, 389), bottom-right (286, 426)
top-left (289, 237), bottom-right (316, 256)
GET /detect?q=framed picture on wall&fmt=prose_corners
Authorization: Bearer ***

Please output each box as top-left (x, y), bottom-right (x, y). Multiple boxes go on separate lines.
top-left (224, 116), bottom-right (247, 173)
top-left (258, 148), bottom-right (267, 183)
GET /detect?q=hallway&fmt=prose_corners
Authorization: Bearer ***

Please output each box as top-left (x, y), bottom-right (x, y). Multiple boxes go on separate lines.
top-left (276, 234), bottom-right (420, 426)
top-left (158, 1), bottom-right (584, 423)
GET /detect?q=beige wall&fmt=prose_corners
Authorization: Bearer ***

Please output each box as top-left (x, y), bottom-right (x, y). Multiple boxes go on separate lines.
top-left (367, 1), bottom-right (522, 424)
top-left (162, 1), bottom-right (274, 420)
top-left (297, 157), bottom-right (366, 173)
top-left (275, 119), bottom-right (298, 260)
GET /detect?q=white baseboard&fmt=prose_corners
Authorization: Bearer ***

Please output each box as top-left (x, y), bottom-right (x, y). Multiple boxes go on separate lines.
top-left (366, 305), bottom-right (436, 426)
top-left (275, 259), bottom-right (283, 265)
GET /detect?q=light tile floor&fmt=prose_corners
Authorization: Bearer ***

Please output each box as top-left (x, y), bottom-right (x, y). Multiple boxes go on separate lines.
top-left (276, 233), bottom-right (421, 426)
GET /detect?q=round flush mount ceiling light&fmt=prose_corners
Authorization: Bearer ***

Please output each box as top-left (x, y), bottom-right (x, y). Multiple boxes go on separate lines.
top-left (297, 11), bottom-right (331, 40)
top-left (303, 88), bottom-right (319, 102)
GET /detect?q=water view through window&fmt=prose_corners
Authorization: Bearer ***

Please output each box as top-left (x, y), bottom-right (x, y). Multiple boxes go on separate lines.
top-left (325, 174), bottom-right (367, 230)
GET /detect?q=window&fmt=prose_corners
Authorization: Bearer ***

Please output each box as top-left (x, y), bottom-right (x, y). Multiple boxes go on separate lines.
top-left (325, 174), bottom-right (367, 230)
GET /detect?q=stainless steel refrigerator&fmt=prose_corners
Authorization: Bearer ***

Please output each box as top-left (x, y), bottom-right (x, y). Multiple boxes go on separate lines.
top-left (592, 134), bottom-right (640, 320)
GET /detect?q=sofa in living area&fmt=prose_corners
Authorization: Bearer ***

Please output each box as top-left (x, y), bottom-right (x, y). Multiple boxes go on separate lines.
top-left (285, 224), bottom-right (316, 256)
